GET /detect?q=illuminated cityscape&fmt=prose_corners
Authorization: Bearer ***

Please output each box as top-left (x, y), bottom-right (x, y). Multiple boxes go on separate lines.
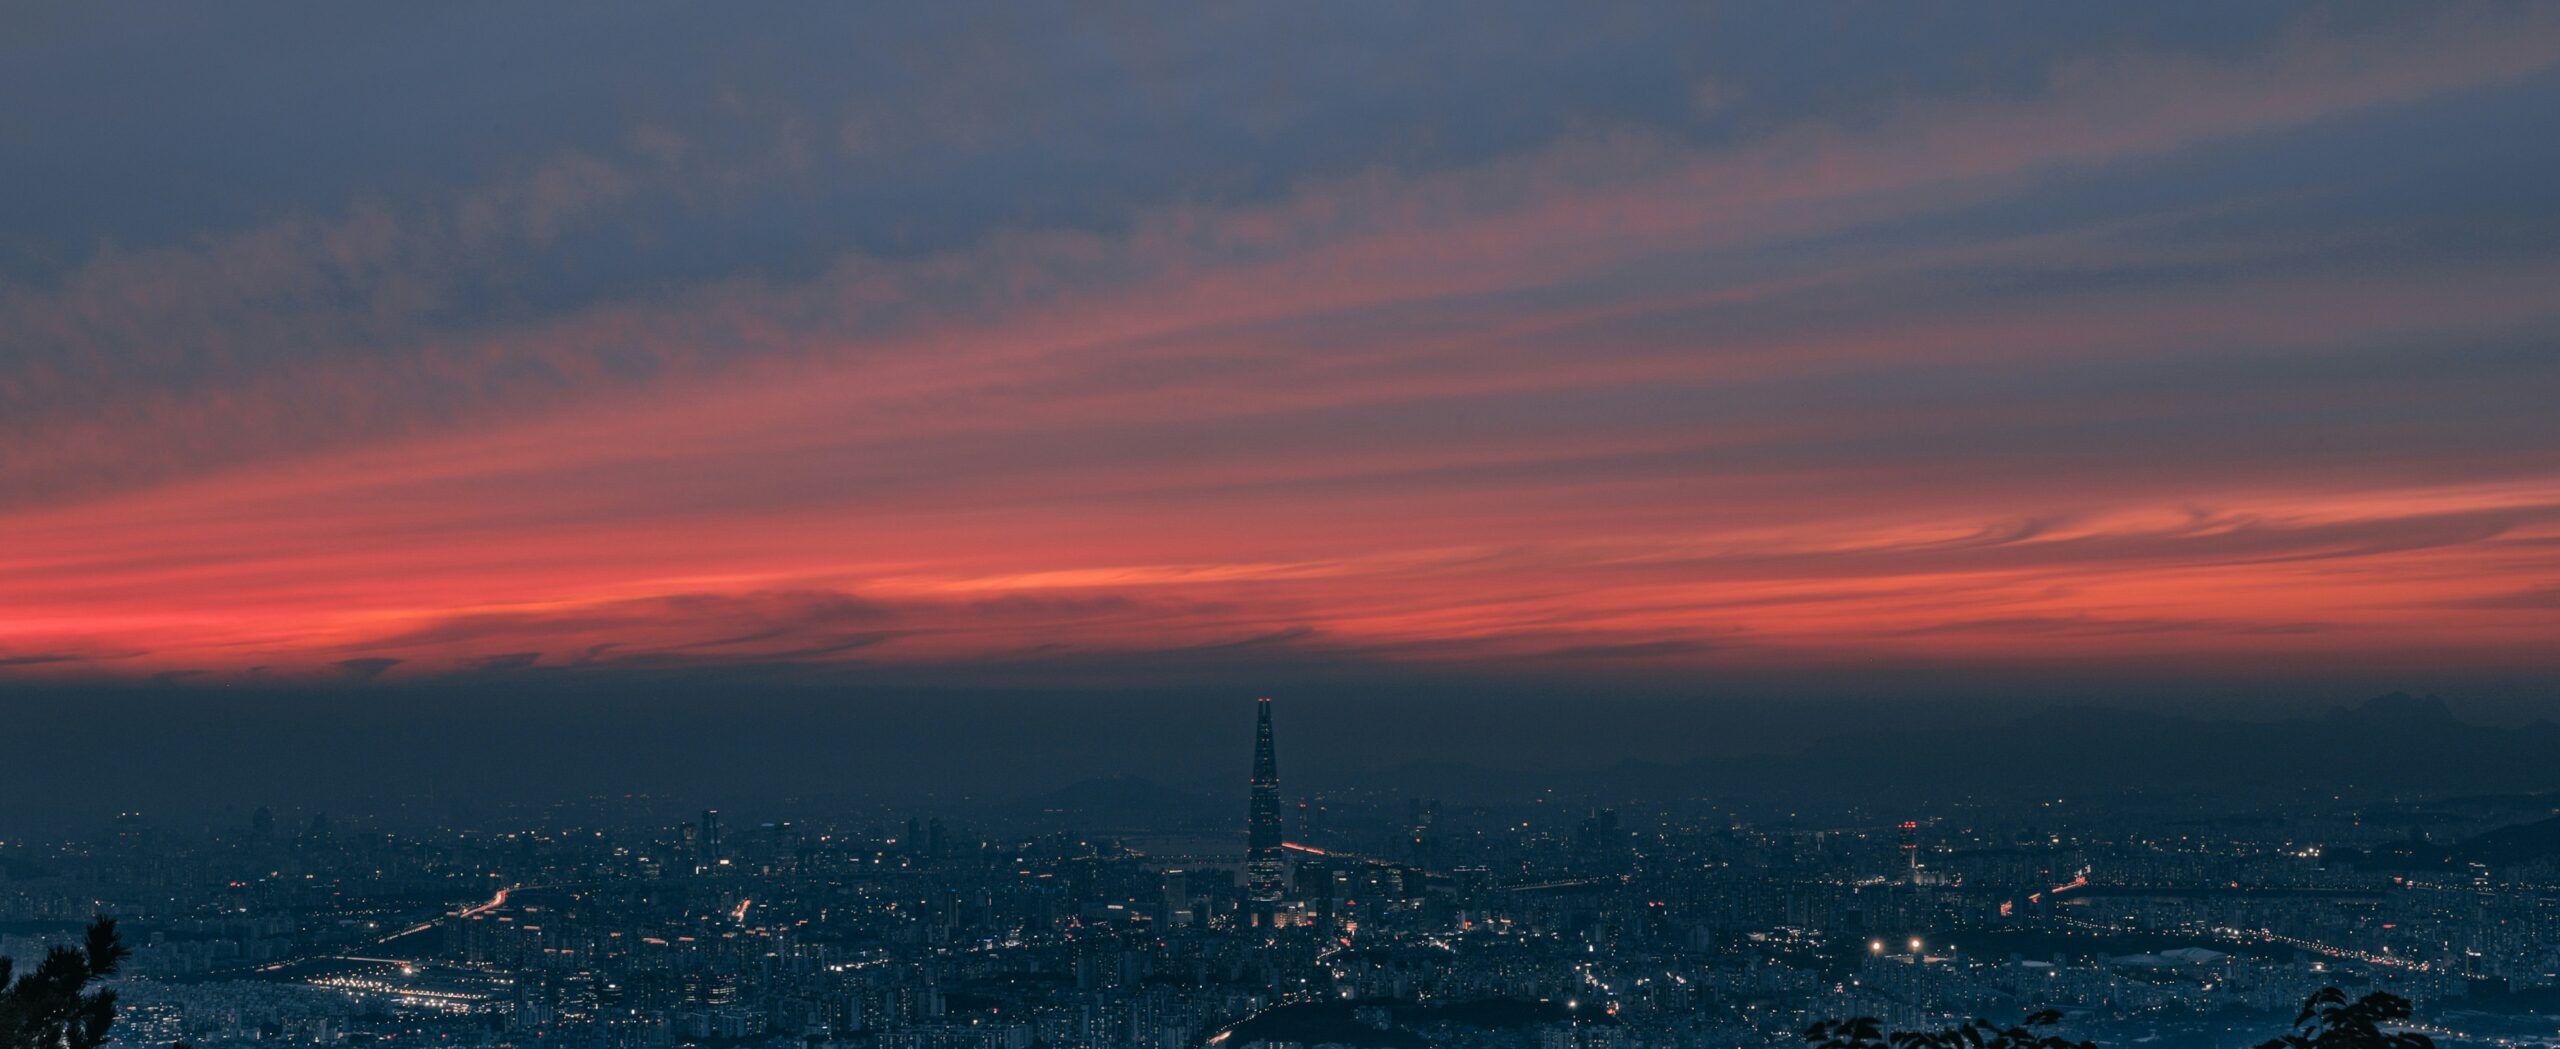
top-left (8, 5), bottom-right (2560, 1049)
top-left (0, 695), bottom-right (2549, 1049)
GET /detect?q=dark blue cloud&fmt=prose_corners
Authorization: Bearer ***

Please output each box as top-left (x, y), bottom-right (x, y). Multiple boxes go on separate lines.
top-left (0, 2), bottom-right (2358, 287)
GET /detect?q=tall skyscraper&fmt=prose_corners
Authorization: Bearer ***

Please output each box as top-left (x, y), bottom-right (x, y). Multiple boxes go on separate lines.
top-left (1244, 696), bottom-right (1286, 926)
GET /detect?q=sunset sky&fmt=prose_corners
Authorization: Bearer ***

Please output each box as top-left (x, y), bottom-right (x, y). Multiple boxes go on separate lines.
top-left (7, 3), bottom-right (2560, 697)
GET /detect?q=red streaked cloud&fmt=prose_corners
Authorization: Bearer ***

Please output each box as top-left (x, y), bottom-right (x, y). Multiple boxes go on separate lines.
top-left (4, 8), bottom-right (2559, 687)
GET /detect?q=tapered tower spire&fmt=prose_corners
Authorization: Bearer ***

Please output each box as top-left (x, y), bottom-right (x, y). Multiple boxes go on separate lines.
top-left (1244, 697), bottom-right (1286, 926)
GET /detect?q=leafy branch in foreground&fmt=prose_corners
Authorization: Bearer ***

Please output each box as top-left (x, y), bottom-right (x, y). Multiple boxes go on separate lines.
top-left (1807, 990), bottom-right (2435, 1049)
top-left (0, 917), bottom-right (130, 1049)
top-left (1806, 1009), bottom-right (2093, 1049)
top-left (2253, 988), bottom-right (2433, 1049)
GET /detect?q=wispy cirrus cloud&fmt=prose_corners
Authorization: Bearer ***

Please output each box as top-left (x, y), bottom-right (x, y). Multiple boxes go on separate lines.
top-left (2, 6), bottom-right (2558, 689)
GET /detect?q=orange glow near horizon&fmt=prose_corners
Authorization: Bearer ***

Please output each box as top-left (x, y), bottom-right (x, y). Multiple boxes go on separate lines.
top-left (6, 417), bottom-right (2555, 686)
top-left (5, 9), bottom-right (2560, 691)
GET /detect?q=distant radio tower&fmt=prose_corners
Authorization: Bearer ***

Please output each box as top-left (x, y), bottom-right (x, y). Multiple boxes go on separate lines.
top-left (1900, 819), bottom-right (1919, 881)
top-left (1245, 697), bottom-right (1286, 926)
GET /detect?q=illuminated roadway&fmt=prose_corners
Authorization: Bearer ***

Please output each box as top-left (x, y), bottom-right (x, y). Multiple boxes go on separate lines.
top-left (381, 884), bottom-right (515, 942)
top-left (242, 883), bottom-right (522, 976)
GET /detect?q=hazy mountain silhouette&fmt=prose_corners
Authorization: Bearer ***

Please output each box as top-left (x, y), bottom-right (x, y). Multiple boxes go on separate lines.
top-left (2358, 810), bottom-right (2560, 870)
top-left (991, 774), bottom-right (1232, 829)
top-left (1721, 692), bottom-right (2560, 800)
top-left (1360, 693), bottom-right (2560, 804)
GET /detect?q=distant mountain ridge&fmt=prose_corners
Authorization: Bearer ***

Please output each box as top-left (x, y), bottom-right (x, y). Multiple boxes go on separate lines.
top-left (2359, 810), bottom-right (2560, 870)
top-left (989, 773), bottom-right (1233, 829)
top-left (1353, 692), bottom-right (2560, 804)
top-left (1741, 691), bottom-right (2560, 800)
top-left (978, 694), bottom-right (2560, 819)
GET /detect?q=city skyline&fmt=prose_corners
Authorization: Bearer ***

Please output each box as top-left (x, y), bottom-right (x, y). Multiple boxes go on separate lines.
top-left (7, 691), bottom-right (2559, 1049)
top-left (7, 7), bottom-right (2560, 1048)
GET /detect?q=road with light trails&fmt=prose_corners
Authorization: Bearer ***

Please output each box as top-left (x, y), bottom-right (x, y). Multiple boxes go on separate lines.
top-left (379, 884), bottom-right (515, 943)
top-left (224, 883), bottom-right (525, 977)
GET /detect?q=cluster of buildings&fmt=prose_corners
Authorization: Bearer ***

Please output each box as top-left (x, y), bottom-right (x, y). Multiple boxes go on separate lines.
top-left (3, 700), bottom-right (2557, 1049)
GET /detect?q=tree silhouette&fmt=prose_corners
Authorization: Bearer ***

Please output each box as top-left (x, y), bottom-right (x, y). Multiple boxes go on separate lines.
top-left (1805, 1010), bottom-right (2095, 1049)
top-left (1807, 989), bottom-right (2435, 1049)
top-left (0, 917), bottom-right (129, 1049)
top-left (2253, 989), bottom-right (2433, 1049)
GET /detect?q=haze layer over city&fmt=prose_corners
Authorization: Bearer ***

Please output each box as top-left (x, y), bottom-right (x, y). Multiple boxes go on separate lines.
top-left (4, 5), bottom-right (2560, 1049)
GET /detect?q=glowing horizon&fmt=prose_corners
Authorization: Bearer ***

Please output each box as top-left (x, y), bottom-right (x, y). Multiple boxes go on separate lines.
top-left (5, 5), bottom-right (2559, 689)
